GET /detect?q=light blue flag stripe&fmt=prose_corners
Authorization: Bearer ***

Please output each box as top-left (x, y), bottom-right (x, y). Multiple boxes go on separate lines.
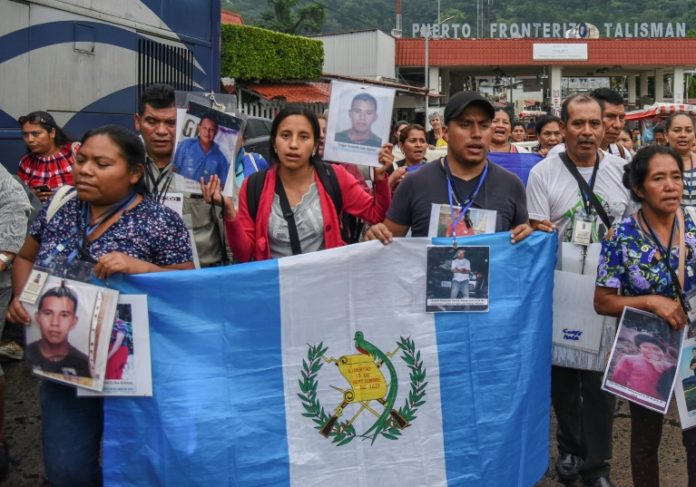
top-left (103, 260), bottom-right (290, 486)
top-left (433, 232), bottom-right (555, 485)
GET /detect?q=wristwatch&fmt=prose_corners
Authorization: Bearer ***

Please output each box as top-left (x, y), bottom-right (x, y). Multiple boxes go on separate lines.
top-left (0, 254), bottom-right (11, 272)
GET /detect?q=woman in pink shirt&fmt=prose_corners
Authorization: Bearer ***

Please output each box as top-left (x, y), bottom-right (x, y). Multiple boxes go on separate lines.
top-left (611, 334), bottom-right (672, 400)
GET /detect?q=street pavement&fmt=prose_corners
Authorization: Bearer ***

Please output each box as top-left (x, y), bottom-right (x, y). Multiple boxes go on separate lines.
top-left (0, 354), bottom-right (689, 486)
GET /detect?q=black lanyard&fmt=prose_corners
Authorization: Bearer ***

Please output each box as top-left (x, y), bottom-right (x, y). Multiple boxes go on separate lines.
top-left (559, 151), bottom-right (612, 227)
top-left (570, 153), bottom-right (600, 215)
top-left (443, 157), bottom-right (488, 231)
top-left (640, 210), bottom-right (689, 313)
top-left (145, 162), bottom-right (173, 204)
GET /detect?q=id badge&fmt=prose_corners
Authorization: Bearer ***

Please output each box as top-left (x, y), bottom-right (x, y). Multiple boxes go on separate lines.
top-left (571, 215), bottom-right (593, 246)
top-left (687, 288), bottom-right (696, 324)
top-left (161, 192), bottom-right (184, 216)
top-left (428, 204), bottom-right (497, 238)
top-left (19, 268), bottom-right (49, 304)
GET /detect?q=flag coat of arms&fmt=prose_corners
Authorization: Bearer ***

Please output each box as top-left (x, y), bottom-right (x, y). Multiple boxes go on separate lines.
top-left (104, 232), bottom-right (556, 486)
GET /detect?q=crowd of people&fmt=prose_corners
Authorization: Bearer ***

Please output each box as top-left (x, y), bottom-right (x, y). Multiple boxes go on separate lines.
top-left (1, 81), bottom-right (695, 486)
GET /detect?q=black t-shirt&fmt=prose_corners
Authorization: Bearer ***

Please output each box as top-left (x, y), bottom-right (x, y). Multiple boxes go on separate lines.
top-left (386, 158), bottom-right (528, 237)
top-left (691, 357), bottom-right (696, 376)
top-left (26, 340), bottom-right (92, 378)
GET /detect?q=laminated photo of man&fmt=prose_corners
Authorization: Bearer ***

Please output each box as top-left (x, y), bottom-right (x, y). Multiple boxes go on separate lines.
top-left (25, 286), bottom-right (91, 378)
top-left (334, 93), bottom-right (383, 148)
top-left (173, 112), bottom-right (230, 183)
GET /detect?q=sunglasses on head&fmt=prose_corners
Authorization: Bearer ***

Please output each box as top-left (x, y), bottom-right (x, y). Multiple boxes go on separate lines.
top-left (18, 115), bottom-right (53, 126)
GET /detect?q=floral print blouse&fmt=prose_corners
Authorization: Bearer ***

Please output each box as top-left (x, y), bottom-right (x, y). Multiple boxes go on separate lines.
top-left (596, 210), bottom-right (696, 297)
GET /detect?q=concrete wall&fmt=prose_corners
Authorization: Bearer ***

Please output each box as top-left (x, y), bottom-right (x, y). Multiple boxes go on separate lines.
top-left (317, 30), bottom-right (396, 80)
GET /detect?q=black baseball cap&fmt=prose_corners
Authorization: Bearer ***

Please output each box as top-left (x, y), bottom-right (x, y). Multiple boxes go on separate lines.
top-left (444, 91), bottom-right (495, 124)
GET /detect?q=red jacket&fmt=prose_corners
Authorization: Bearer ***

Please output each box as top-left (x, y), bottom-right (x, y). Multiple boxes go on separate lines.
top-left (225, 164), bottom-right (391, 262)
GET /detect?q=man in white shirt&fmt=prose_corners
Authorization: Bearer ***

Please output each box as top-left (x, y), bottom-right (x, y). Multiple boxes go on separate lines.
top-left (450, 249), bottom-right (471, 299)
top-left (526, 94), bottom-right (632, 487)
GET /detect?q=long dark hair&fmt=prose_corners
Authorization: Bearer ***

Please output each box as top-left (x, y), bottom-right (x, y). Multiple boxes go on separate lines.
top-left (269, 105), bottom-right (321, 167)
top-left (80, 125), bottom-right (147, 193)
top-left (18, 111), bottom-right (73, 152)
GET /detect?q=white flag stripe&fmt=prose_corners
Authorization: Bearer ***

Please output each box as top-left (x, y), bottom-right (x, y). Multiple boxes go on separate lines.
top-left (280, 239), bottom-right (447, 486)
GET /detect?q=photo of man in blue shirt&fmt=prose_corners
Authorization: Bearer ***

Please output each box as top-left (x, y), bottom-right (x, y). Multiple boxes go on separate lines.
top-left (173, 113), bottom-right (230, 184)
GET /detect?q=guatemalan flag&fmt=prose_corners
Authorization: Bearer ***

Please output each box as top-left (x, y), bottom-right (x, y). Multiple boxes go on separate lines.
top-left (103, 231), bottom-right (556, 486)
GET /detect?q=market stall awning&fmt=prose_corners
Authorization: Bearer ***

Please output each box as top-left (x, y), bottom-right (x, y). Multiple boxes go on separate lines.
top-left (626, 103), bottom-right (696, 121)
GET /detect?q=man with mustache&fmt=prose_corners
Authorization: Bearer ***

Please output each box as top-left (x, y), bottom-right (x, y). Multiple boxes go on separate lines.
top-left (526, 94), bottom-right (633, 487)
top-left (591, 88), bottom-right (632, 162)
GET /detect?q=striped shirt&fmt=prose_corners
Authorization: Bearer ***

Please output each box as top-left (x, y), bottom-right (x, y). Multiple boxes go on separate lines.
top-left (17, 142), bottom-right (78, 190)
top-left (683, 167), bottom-right (696, 207)
top-left (0, 164), bottom-right (30, 287)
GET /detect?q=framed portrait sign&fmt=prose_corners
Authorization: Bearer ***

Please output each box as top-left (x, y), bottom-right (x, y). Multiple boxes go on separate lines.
top-left (21, 273), bottom-right (119, 391)
top-left (323, 80), bottom-right (395, 167)
top-left (172, 101), bottom-right (245, 196)
top-left (425, 245), bottom-right (490, 313)
top-left (602, 307), bottom-right (683, 414)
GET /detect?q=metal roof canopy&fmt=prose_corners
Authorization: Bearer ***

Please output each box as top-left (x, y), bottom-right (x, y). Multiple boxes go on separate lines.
top-left (396, 38), bottom-right (696, 77)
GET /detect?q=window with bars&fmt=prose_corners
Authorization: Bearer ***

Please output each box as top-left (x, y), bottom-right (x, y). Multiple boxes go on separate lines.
top-left (137, 38), bottom-right (194, 101)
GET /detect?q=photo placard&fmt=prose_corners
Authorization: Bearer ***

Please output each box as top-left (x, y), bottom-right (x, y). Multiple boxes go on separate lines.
top-left (22, 276), bottom-right (119, 391)
top-left (172, 101), bottom-right (245, 196)
top-left (323, 80), bottom-right (395, 167)
top-left (602, 307), bottom-right (683, 414)
top-left (79, 295), bottom-right (152, 397)
top-left (425, 245), bottom-right (490, 313)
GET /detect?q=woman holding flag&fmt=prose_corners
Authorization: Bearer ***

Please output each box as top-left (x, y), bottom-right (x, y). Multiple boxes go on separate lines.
top-left (8, 125), bottom-right (193, 486)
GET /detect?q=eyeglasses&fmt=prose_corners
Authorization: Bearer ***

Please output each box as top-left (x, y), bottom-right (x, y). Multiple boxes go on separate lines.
top-left (18, 115), bottom-right (53, 126)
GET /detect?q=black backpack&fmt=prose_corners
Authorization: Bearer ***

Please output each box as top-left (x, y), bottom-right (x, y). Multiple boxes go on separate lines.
top-left (246, 162), bottom-right (360, 244)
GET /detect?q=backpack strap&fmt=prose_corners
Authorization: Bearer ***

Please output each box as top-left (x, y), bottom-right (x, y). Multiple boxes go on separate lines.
top-left (246, 164), bottom-right (346, 239)
top-left (313, 162), bottom-right (354, 243)
top-left (246, 168), bottom-right (268, 221)
top-left (247, 153), bottom-right (259, 172)
top-left (313, 162), bottom-right (342, 216)
top-left (617, 143), bottom-right (626, 160)
top-left (47, 185), bottom-right (77, 223)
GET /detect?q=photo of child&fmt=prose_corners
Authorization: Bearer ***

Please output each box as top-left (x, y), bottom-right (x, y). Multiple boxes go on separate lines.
top-left (603, 307), bottom-right (682, 414)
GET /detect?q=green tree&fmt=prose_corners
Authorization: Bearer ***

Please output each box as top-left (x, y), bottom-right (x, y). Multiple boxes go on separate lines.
top-left (259, 0), bottom-right (325, 34)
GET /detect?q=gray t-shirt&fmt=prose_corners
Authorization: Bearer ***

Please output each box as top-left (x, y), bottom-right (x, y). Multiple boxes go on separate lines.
top-left (526, 151), bottom-right (633, 242)
top-left (387, 159), bottom-right (528, 237)
top-left (268, 182), bottom-right (325, 258)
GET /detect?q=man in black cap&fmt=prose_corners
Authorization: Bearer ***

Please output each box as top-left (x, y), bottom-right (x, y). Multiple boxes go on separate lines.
top-left (365, 91), bottom-right (532, 242)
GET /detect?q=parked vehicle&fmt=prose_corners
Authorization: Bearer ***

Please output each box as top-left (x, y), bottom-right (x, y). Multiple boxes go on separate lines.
top-left (243, 116), bottom-right (272, 161)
